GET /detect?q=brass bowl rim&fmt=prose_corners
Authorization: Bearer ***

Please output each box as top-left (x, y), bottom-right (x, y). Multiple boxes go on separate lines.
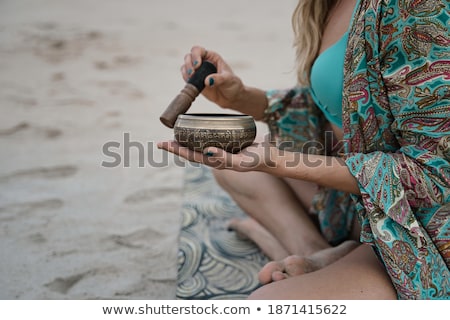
top-left (175, 113), bottom-right (256, 130)
top-left (177, 113), bottom-right (254, 122)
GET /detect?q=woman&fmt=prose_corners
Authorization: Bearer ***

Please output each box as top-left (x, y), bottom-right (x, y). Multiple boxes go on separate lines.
top-left (158, 0), bottom-right (450, 299)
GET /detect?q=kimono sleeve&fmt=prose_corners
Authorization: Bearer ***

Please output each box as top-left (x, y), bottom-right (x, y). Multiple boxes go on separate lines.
top-left (344, 0), bottom-right (450, 263)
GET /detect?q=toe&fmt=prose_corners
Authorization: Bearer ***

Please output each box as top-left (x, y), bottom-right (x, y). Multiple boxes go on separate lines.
top-left (258, 261), bottom-right (284, 284)
top-left (271, 271), bottom-right (287, 282)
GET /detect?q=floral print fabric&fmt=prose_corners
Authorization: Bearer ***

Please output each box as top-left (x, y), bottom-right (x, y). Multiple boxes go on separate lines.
top-left (264, 0), bottom-right (450, 299)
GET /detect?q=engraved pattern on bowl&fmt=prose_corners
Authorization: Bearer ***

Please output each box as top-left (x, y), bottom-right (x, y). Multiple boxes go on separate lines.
top-left (174, 114), bottom-right (257, 154)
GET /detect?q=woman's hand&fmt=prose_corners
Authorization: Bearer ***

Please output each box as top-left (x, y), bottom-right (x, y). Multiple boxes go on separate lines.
top-left (181, 46), bottom-right (268, 120)
top-left (182, 46), bottom-right (245, 110)
top-left (158, 137), bottom-right (360, 194)
top-left (157, 140), bottom-right (276, 173)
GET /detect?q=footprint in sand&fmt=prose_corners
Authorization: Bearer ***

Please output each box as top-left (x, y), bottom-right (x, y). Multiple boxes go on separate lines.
top-left (2, 95), bottom-right (37, 108)
top-left (96, 80), bottom-right (145, 100)
top-left (97, 110), bottom-right (122, 128)
top-left (45, 271), bottom-right (91, 294)
top-left (45, 266), bottom-right (119, 295)
top-left (0, 81), bottom-right (37, 108)
top-left (94, 55), bottom-right (141, 70)
top-left (0, 198), bottom-right (64, 222)
top-left (0, 122), bottom-right (30, 136)
top-left (0, 121), bottom-right (62, 139)
top-left (123, 187), bottom-right (178, 204)
top-left (0, 165), bottom-right (78, 183)
top-left (27, 232), bottom-right (47, 244)
top-left (20, 23), bottom-right (109, 64)
top-left (106, 228), bottom-right (164, 249)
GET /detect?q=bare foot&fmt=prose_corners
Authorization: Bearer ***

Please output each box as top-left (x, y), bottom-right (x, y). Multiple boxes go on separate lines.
top-left (258, 240), bottom-right (360, 284)
top-left (228, 218), bottom-right (289, 261)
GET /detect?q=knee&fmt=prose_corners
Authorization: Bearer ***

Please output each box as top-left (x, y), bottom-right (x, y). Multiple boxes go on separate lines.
top-left (212, 169), bottom-right (258, 200)
top-left (212, 169), bottom-right (237, 192)
top-left (211, 168), bottom-right (226, 187)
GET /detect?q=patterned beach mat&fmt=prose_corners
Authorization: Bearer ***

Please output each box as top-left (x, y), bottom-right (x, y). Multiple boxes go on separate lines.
top-left (176, 164), bottom-right (269, 300)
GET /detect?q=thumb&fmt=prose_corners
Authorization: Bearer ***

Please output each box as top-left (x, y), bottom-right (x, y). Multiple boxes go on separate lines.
top-left (204, 74), bottom-right (229, 88)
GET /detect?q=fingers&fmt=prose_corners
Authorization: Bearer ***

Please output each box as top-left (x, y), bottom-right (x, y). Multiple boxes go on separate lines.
top-left (182, 46), bottom-right (209, 76)
top-left (157, 141), bottom-right (229, 169)
top-left (158, 141), bottom-right (259, 172)
top-left (202, 147), bottom-right (232, 169)
top-left (190, 45), bottom-right (223, 67)
top-left (182, 45), bottom-right (223, 82)
top-left (157, 141), bottom-right (208, 164)
top-left (181, 55), bottom-right (193, 82)
top-left (189, 45), bottom-right (209, 66)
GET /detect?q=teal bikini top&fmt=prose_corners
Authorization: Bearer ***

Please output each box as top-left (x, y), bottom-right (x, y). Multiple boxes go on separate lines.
top-left (310, 32), bottom-right (348, 128)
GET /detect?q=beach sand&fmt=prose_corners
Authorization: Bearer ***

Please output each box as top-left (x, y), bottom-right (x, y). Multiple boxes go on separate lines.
top-left (0, 0), bottom-right (297, 299)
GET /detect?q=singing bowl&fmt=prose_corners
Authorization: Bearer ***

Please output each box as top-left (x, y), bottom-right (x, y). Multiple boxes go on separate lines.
top-left (173, 113), bottom-right (257, 154)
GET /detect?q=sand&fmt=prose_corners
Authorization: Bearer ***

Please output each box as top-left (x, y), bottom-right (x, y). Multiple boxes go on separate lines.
top-left (0, 0), bottom-right (297, 299)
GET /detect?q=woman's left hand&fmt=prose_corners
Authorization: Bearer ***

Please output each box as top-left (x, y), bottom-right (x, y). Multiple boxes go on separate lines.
top-left (157, 140), bottom-right (276, 172)
top-left (159, 137), bottom-right (360, 194)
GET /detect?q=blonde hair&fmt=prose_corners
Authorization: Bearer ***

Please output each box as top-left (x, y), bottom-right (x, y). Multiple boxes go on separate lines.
top-left (292, 0), bottom-right (335, 86)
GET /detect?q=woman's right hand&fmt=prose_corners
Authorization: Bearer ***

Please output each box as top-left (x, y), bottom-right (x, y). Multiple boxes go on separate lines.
top-left (181, 46), bottom-right (245, 111)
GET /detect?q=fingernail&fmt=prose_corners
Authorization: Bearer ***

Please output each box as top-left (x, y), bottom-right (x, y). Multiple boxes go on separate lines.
top-left (187, 68), bottom-right (193, 75)
top-left (193, 60), bottom-right (199, 66)
top-left (209, 77), bottom-right (214, 86)
top-left (205, 151), bottom-right (215, 157)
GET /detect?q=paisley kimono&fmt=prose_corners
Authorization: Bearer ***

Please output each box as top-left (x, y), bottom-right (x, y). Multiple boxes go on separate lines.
top-left (263, 0), bottom-right (450, 299)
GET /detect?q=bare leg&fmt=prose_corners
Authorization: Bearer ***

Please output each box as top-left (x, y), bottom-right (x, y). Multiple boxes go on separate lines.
top-left (228, 217), bottom-right (289, 260)
top-left (248, 244), bottom-right (397, 300)
top-left (213, 169), bottom-right (328, 256)
top-left (213, 169), bottom-right (365, 287)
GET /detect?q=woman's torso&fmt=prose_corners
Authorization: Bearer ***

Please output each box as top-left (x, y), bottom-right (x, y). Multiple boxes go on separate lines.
top-left (312, 0), bottom-right (358, 142)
